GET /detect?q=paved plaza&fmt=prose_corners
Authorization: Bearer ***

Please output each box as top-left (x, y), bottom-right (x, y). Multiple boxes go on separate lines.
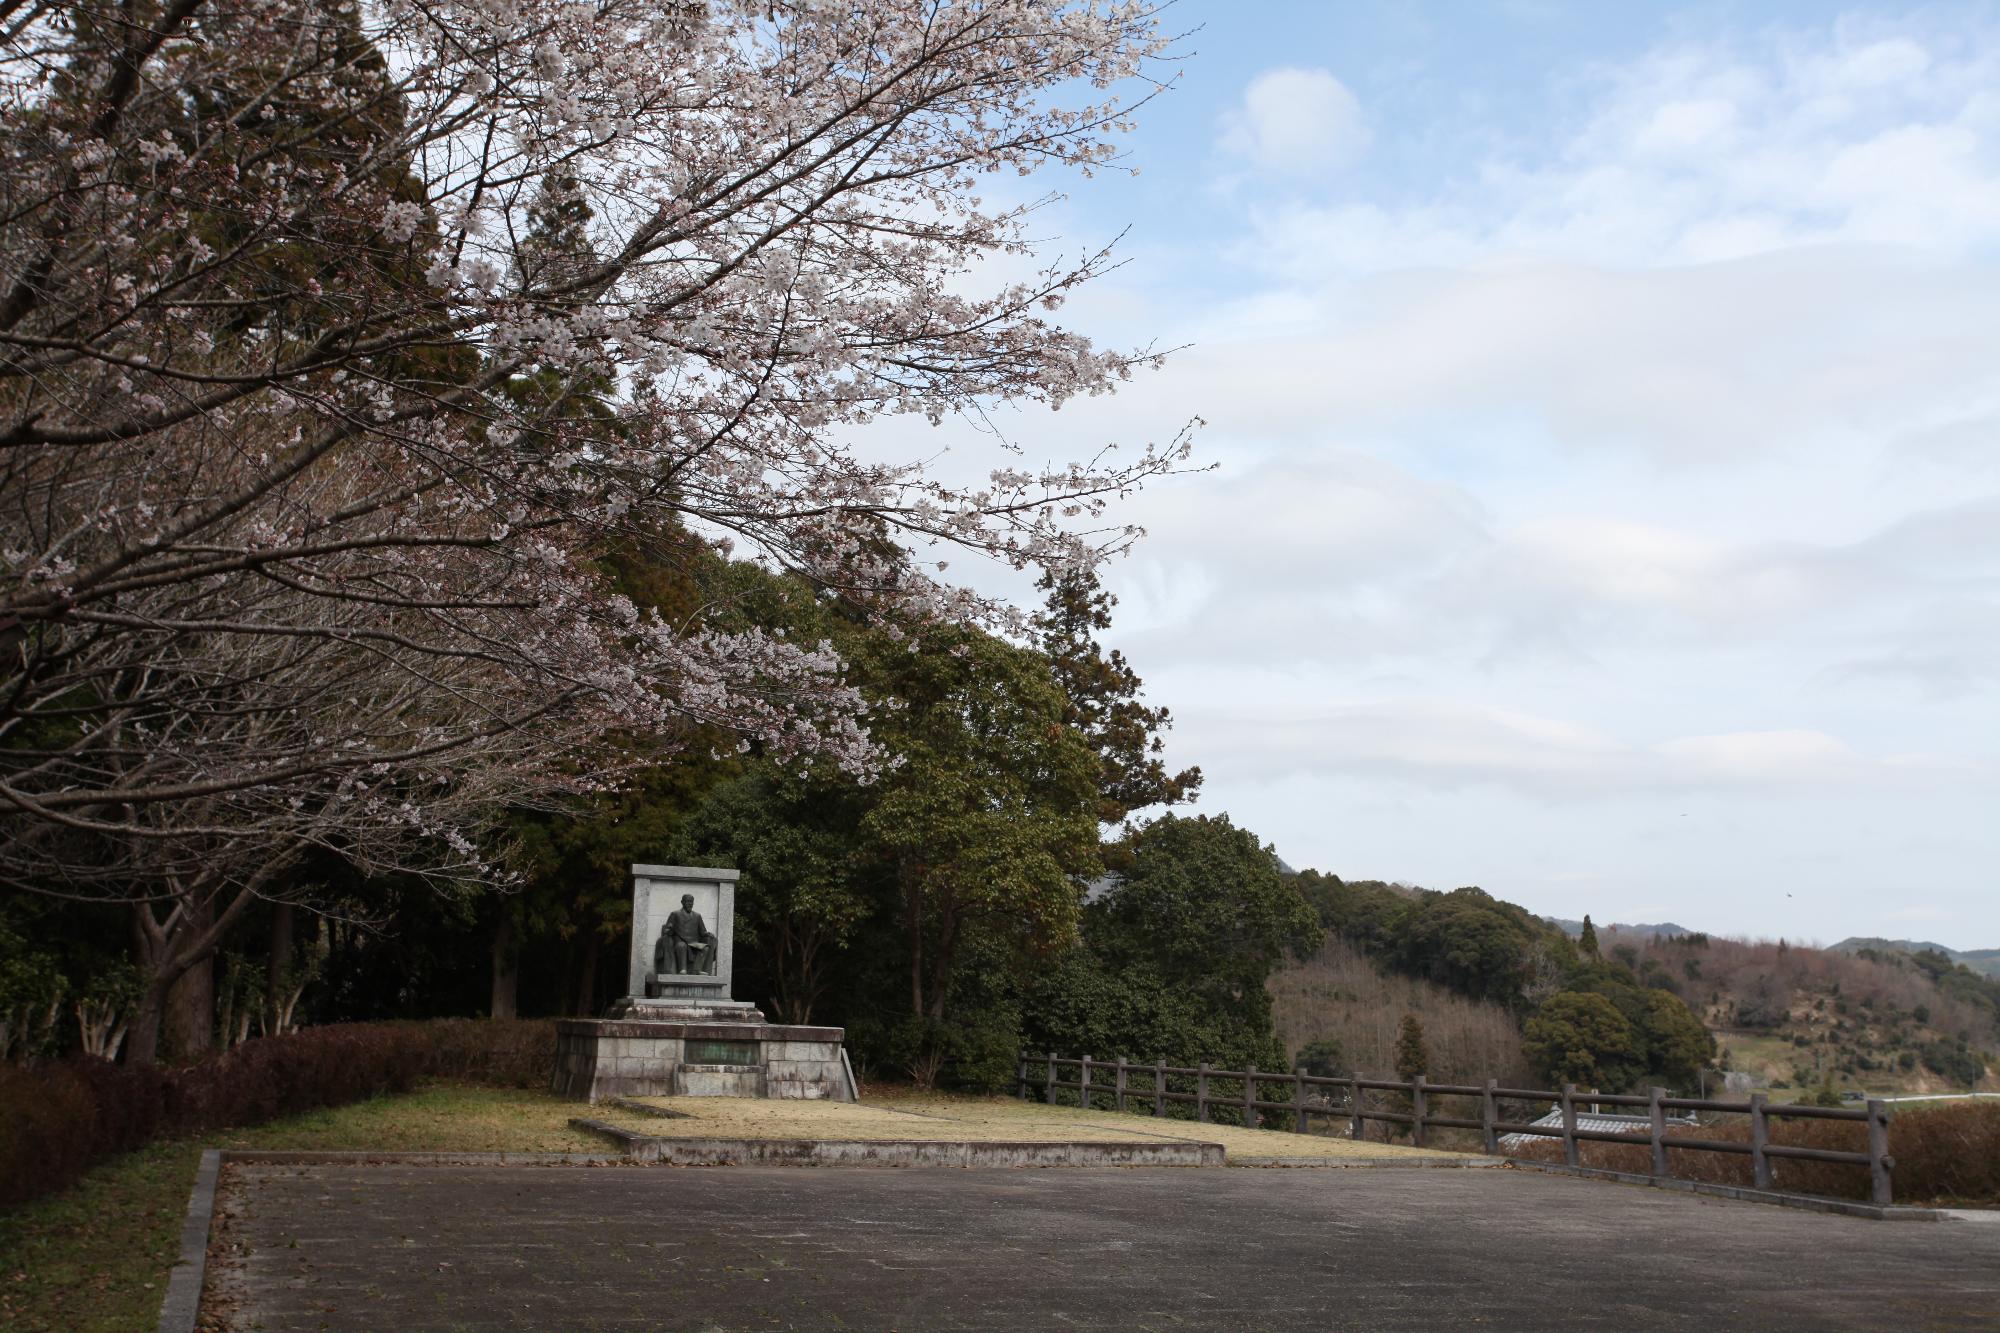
top-left (203, 1162), bottom-right (2000, 1331)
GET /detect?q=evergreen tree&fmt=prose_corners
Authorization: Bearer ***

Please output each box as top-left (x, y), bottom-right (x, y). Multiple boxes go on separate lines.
top-left (1036, 567), bottom-right (1201, 825)
top-left (1394, 1013), bottom-right (1430, 1083)
top-left (1579, 915), bottom-right (1600, 957)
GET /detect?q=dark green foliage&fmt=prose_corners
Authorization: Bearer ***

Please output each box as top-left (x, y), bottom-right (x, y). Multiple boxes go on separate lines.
top-left (1919, 1039), bottom-right (1988, 1087)
top-left (1524, 992), bottom-right (1636, 1088)
top-left (1392, 888), bottom-right (1539, 1006)
top-left (1013, 952), bottom-right (1274, 1078)
top-left (1018, 814), bottom-right (1316, 1079)
top-left (674, 764), bottom-right (873, 1025)
top-left (1579, 915), bottom-right (1599, 957)
top-left (1292, 871), bottom-right (1410, 956)
top-left (1035, 568), bottom-right (1200, 825)
top-left (1293, 873), bottom-right (1575, 1014)
top-left (1091, 815), bottom-right (1319, 1024)
top-left (1643, 989), bottom-right (1716, 1089)
top-left (1393, 1014), bottom-right (1429, 1082)
top-left (1296, 1037), bottom-right (1346, 1078)
top-left (845, 1014), bottom-right (1020, 1093)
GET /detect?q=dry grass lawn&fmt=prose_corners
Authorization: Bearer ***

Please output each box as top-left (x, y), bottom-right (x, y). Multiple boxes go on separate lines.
top-left (618, 1089), bottom-right (1468, 1163)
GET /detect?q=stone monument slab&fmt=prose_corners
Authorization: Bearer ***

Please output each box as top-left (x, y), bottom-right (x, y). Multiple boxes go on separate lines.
top-left (552, 863), bottom-right (853, 1102)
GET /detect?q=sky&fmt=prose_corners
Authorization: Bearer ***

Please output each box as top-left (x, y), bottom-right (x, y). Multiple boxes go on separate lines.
top-left (885, 1), bottom-right (2000, 946)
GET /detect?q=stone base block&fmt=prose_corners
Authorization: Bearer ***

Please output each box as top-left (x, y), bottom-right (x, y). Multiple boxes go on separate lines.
top-left (552, 1018), bottom-right (851, 1104)
top-left (603, 997), bottom-right (766, 1024)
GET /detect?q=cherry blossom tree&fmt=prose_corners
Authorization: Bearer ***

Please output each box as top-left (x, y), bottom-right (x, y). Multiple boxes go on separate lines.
top-left (0, 0), bottom-right (1188, 1056)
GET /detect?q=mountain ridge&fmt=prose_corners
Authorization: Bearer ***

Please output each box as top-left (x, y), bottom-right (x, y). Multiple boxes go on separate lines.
top-left (1835, 937), bottom-right (2000, 979)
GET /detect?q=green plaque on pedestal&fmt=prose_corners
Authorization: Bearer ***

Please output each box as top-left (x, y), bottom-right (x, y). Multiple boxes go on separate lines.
top-left (687, 1039), bottom-right (759, 1065)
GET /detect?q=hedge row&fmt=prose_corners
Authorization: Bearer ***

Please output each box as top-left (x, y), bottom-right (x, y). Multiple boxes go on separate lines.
top-left (1505, 1099), bottom-right (2000, 1205)
top-left (0, 1018), bottom-right (557, 1210)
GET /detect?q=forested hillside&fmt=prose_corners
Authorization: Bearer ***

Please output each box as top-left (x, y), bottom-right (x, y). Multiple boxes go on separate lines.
top-left (1272, 875), bottom-right (1713, 1095)
top-left (1269, 937), bottom-right (1532, 1085)
top-left (1604, 929), bottom-right (2000, 1093)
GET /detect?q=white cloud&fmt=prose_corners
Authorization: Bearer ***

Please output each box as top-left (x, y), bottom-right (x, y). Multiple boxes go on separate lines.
top-left (1169, 700), bottom-right (1975, 798)
top-left (1218, 67), bottom-right (1369, 174)
top-left (1235, 26), bottom-right (2000, 270)
top-left (859, 14), bottom-right (2000, 938)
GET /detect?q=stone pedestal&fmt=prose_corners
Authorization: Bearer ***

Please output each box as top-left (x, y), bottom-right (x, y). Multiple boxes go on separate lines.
top-left (603, 997), bottom-right (765, 1024)
top-left (552, 1020), bottom-right (851, 1103)
top-left (551, 863), bottom-right (852, 1103)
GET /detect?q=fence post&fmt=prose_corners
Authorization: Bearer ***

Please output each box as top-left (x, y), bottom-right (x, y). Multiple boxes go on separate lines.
top-left (1750, 1092), bottom-right (1771, 1191)
top-left (1243, 1063), bottom-right (1258, 1129)
top-left (1080, 1054), bottom-right (1093, 1110)
top-left (1197, 1062), bottom-right (1210, 1122)
top-left (1153, 1060), bottom-right (1166, 1117)
top-left (1349, 1074), bottom-right (1364, 1141)
top-left (1411, 1074), bottom-right (1427, 1148)
top-left (1482, 1078), bottom-right (1499, 1155)
top-left (1294, 1067), bottom-right (1308, 1135)
top-left (1867, 1099), bottom-right (1892, 1206)
top-left (1649, 1086), bottom-right (1668, 1179)
top-left (1560, 1084), bottom-right (1579, 1168)
top-left (1045, 1052), bottom-right (1057, 1106)
top-left (1114, 1056), bottom-right (1128, 1114)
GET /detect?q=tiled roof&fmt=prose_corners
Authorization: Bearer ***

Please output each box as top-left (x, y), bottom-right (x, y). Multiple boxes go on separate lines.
top-left (1498, 1104), bottom-right (1696, 1150)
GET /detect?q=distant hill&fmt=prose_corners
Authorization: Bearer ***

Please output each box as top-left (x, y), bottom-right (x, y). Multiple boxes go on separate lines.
top-left (1547, 918), bottom-right (1697, 940)
top-left (1598, 930), bottom-right (2000, 1094)
top-left (1835, 938), bottom-right (2000, 980)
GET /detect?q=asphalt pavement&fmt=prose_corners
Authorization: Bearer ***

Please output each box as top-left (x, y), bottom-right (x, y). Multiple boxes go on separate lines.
top-left (204, 1162), bottom-right (2000, 1331)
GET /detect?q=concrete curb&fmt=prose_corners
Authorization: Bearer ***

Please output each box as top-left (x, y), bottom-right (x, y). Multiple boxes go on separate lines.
top-left (570, 1119), bottom-right (1225, 1167)
top-left (215, 1149), bottom-right (628, 1167)
top-left (1507, 1160), bottom-right (1953, 1221)
top-left (605, 1096), bottom-right (692, 1120)
top-left (1233, 1154), bottom-right (1508, 1169)
top-left (1941, 1209), bottom-right (2000, 1223)
top-left (155, 1148), bottom-right (220, 1333)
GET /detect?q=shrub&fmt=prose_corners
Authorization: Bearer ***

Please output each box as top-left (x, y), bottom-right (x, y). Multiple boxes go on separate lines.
top-left (1505, 1098), bottom-right (2000, 1205)
top-left (0, 1018), bottom-right (555, 1211)
top-left (0, 1062), bottom-right (94, 1210)
top-left (1919, 1039), bottom-right (1986, 1088)
top-left (392, 1018), bottom-right (556, 1088)
top-left (1887, 1101), bottom-right (2000, 1204)
top-left (1296, 1037), bottom-right (1346, 1078)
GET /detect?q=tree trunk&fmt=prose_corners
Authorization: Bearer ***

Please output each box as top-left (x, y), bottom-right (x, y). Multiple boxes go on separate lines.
top-left (164, 898), bottom-right (215, 1060)
top-left (906, 894), bottom-right (924, 1019)
top-left (123, 857), bottom-right (290, 1067)
top-left (124, 975), bottom-right (171, 1067)
top-left (572, 931), bottom-right (599, 1017)
top-left (926, 911), bottom-right (957, 1022)
top-left (490, 915), bottom-right (519, 1020)
top-left (264, 902), bottom-right (294, 1033)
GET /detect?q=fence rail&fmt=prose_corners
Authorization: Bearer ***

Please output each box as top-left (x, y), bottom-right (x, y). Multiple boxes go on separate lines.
top-left (1018, 1052), bottom-right (1894, 1205)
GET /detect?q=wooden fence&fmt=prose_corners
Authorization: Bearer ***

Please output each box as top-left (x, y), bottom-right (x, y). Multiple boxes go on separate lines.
top-left (1018, 1052), bottom-right (1894, 1206)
